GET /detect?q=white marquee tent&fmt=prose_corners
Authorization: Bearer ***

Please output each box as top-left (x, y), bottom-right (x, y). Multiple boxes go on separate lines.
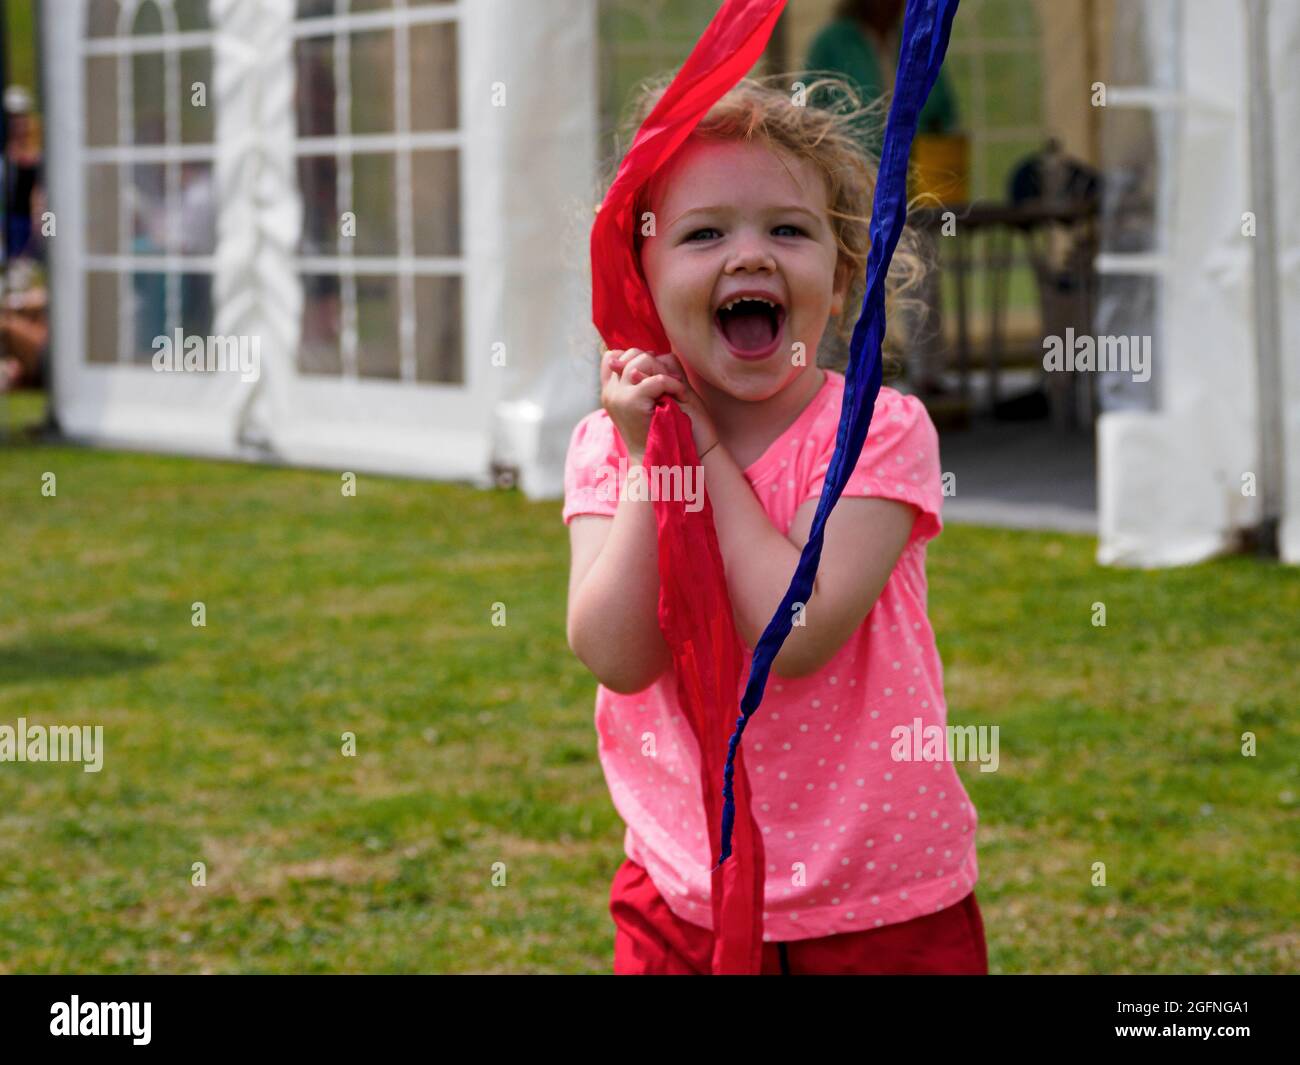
top-left (41, 0), bottom-right (596, 497)
top-left (1085, 0), bottom-right (1300, 566)
top-left (37, 0), bottom-right (1299, 566)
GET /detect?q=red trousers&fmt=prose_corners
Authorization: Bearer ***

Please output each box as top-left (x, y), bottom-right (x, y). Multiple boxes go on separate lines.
top-left (611, 858), bottom-right (988, 975)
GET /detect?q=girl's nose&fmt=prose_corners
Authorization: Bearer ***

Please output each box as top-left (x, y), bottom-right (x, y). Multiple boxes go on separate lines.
top-left (724, 236), bottom-right (776, 274)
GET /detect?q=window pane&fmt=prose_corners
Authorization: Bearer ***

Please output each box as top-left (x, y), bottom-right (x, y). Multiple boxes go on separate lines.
top-left (1100, 107), bottom-right (1160, 255)
top-left (132, 272), bottom-right (168, 363)
top-left (85, 57), bottom-right (118, 148)
top-left (355, 275), bottom-right (400, 379)
top-left (982, 0), bottom-right (1038, 36)
top-left (415, 275), bottom-right (462, 384)
top-left (174, 0), bottom-right (212, 31)
top-left (351, 153), bottom-right (396, 256)
top-left (133, 50), bottom-right (166, 144)
top-left (296, 0), bottom-right (335, 18)
top-left (410, 22), bottom-right (457, 131)
top-left (298, 155), bottom-right (339, 255)
top-left (411, 150), bottom-right (458, 257)
top-left (299, 274), bottom-right (342, 375)
top-left (85, 165), bottom-right (121, 253)
top-left (133, 0), bottom-right (163, 36)
top-left (87, 0), bottom-right (122, 38)
top-left (179, 162), bottom-right (217, 255)
top-left (295, 35), bottom-right (336, 138)
top-left (350, 30), bottom-right (394, 135)
top-left (352, 0), bottom-right (393, 11)
top-left (180, 49), bottom-right (215, 143)
top-left (86, 272), bottom-right (120, 363)
top-left (181, 273), bottom-right (214, 340)
top-left (130, 164), bottom-right (167, 251)
top-left (986, 50), bottom-right (1040, 129)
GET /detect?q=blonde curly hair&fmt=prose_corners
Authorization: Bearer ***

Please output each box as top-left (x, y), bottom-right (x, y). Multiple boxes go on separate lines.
top-left (601, 71), bottom-right (931, 373)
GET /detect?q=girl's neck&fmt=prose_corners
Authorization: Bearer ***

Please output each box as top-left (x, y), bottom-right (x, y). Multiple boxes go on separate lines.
top-left (702, 367), bottom-right (827, 470)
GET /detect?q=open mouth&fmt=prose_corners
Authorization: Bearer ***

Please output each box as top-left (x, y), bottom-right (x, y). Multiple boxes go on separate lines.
top-left (714, 296), bottom-right (786, 359)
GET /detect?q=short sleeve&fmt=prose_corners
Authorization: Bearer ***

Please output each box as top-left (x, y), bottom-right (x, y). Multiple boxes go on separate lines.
top-left (803, 389), bottom-right (943, 545)
top-left (562, 409), bottom-right (626, 525)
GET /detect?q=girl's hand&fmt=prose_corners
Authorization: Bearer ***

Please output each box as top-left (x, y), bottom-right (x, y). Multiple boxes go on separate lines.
top-left (607, 350), bottom-right (719, 459)
top-left (601, 348), bottom-right (686, 460)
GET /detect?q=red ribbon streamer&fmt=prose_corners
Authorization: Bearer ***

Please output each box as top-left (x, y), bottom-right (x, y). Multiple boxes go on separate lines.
top-left (590, 0), bottom-right (788, 974)
top-left (591, 0), bottom-right (788, 352)
top-left (645, 400), bottom-right (766, 975)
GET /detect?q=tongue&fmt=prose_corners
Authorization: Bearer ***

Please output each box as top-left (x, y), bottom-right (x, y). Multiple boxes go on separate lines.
top-left (720, 307), bottom-right (776, 352)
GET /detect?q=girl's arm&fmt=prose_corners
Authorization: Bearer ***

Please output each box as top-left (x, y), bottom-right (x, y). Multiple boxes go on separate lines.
top-left (566, 349), bottom-right (684, 694)
top-left (701, 441), bottom-right (916, 679)
top-left (566, 494), bottom-right (671, 694)
top-left (605, 349), bottom-right (916, 681)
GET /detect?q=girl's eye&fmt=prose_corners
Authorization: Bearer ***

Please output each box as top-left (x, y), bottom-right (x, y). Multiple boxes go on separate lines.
top-left (684, 224), bottom-right (804, 241)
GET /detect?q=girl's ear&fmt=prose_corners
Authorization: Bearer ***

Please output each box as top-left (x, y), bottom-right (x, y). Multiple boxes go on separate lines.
top-left (830, 258), bottom-right (852, 317)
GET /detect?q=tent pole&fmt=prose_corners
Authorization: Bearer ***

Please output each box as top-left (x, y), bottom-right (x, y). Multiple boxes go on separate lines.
top-left (1244, 0), bottom-right (1283, 558)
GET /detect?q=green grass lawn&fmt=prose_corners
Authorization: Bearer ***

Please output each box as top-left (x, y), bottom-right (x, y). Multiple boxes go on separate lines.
top-left (1, 392), bottom-right (1296, 973)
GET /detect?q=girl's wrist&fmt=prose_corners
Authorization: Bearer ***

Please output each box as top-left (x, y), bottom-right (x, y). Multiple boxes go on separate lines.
top-left (698, 437), bottom-right (720, 460)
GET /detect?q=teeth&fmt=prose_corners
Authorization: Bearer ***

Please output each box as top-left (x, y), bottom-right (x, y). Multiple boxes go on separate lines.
top-left (719, 296), bottom-right (779, 313)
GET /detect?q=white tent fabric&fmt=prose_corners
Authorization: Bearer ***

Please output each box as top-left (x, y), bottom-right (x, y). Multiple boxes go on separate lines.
top-left (1271, 3), bottom-right (1300, 563)
top-left (478, 0), bottom-right (602, 497)
top-left (41, 0), bottom-right (1295, 560)
top-left (44, 0), bottom-right (252, 459)
top-left (1096, 0), bottom-right (1299, 566)
top-left (210, 0), bottom-right (302, 461)
top-left (43, 0), bottom-right (598, 498)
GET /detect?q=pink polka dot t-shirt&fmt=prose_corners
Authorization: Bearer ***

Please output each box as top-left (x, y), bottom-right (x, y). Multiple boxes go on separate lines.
top-left (563, 369), bottom-right (979, 942)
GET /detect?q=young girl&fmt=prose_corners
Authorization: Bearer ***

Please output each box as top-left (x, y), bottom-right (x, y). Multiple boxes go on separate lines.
top-left (564, 75), bottom-right (986, 976)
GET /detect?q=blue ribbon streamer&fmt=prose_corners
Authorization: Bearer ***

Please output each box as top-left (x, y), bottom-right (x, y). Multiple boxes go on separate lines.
top-left (718, 0), bottom-right (961, 864)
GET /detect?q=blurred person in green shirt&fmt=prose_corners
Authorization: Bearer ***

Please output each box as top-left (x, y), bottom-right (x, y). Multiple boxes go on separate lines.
top-left (805, 0), bottom-right (961, 397)
top-left (805, 0), bottom-right (959, 158)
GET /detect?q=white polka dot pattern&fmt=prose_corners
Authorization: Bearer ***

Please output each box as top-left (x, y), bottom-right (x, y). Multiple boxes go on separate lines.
top-left (561, 372), bottom-right (977, 940)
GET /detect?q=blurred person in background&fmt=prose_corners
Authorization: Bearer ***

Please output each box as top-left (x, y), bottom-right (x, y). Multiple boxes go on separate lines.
top-left (805, 0), bottom-right (959, 159)
top-left (0, 282), bottom-right (46, 391)
top-left (1, 84), bottom-right (48, 393)
top-left (4, 84), bottom-right (43, 261)
top-left (805, 2), bottom-right (961, 398)
top-left (180, 160), bottom-right (216, 333)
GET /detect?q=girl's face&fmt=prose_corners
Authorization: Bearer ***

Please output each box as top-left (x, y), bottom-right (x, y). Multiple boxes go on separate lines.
top-left (639, 136), bottom-right (849, 405)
